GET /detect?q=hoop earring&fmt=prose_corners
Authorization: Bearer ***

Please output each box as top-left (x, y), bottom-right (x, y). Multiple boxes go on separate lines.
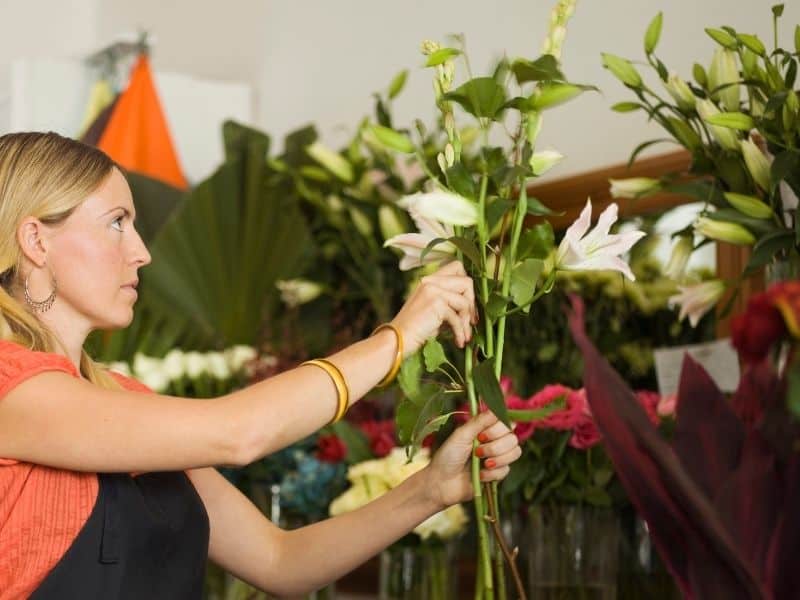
top-left (24, 271), bottom-right (57, 313)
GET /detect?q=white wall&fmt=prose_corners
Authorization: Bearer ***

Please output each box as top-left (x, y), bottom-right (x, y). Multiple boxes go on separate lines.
top-left (2, 0), bottom-right (799, 177)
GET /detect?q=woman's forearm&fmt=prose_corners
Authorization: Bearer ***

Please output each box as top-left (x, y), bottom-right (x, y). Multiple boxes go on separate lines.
top-left (269, 468), bottom-right (441, 597)
top-left (225, 328), bottom-right (398, 464)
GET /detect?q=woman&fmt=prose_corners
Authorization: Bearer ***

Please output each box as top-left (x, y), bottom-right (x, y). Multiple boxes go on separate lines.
top-left (0, 132), bottom-right (521, 599)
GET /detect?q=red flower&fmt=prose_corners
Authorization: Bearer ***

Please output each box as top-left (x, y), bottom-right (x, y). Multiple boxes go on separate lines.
top-left (731, 291), bottom-right (787, 364)
top-left (768, 280), bottom-right (800, 338)
top-left (635, 390), bottom-right (661, 426)
top-left (316, 434), bottom-right (347, 462)
top-left (566, 389), bottom-right (602, 449)
top-left (359, 420), bottom-right (397, 457)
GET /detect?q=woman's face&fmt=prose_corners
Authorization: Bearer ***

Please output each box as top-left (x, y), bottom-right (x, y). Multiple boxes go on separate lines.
top-left (42, 168), bottom-right (151, 331)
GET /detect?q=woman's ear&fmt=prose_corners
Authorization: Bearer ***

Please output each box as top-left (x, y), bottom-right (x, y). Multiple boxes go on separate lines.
top-left (17, 217), bottom-right (48, 268)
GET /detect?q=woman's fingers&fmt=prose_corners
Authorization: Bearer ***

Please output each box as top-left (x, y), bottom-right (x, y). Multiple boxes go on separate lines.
top-left (428, 286), bottom-right (473, 346)
top-left (421, 273), bottom-right (476, 320)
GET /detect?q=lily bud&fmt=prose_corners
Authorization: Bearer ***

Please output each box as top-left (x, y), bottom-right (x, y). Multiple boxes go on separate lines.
top-left (602, 53), bottom-right (643, 88)
top-left (526, 111), bottom-right (543, 145)
top-left (664, 73), bottom-right (696, 111)
top-left (693, 216), bottom-right (755, 245)
top-left (378, 204), bottom-right (406, 241)
top-left (608, 177), bottom-right (660, 199)
top-left (664, 235), bottom-right (693, 280)
top-left (349, 206), bottom-right (373, 237)
top-left (444, 143), bottom-right (455, 167)
top-left (669, 280), bottom-right (726, 327)
top-left (696, 98), bottom-right (740, 151)
top-left (530, 150), bottom-right (565, 176)
top-left (306, 142), bottom-right (354, 183)
top-left (399, 190), bottom-right (479, 227)
top-left (740, 137), bottom-right (772, 191)
top-left (708, 48), bottom-right (740, 112)
top-left (421, 40), bottom-right (440, 55)
top-left (276, 279), bottom-right (324, 308)
top-left (724, 192), bottom-right (773, 219)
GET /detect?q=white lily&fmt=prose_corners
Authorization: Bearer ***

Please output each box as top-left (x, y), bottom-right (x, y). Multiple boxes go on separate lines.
top-left (668, 280), bottom-right (726, 327)
top-left (554, 199), bottom-right (646, 281)
top-left (398, 190), bottom-right (478, 227)
top-left (384, 210), bottom-right (457, 271)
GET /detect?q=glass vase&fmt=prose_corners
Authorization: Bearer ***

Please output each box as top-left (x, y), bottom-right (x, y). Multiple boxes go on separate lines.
top-left (379, 541), bottom-right (457, 600)
top-left (765, 250), bottom-right (800, 284)
top-left (616, 511), bottom-right (680, 600)
top-left (526, 504), bottom-right (620, 600)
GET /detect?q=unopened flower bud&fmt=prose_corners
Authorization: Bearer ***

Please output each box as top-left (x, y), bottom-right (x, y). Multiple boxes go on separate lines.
top-left (664, 73), bottom-right (696, 111)
top-left (664, 235), bottom-right (693, 280)
top-left (444, 143), bottom-right (455, 167)
top-left (693, 216), bottom-right (755, 245)
top-left (437, 152), bottom-right (448, 175)
top-left (740, 137), bottom-right (772, 192)
top-left (708, 48), bottom-right (740, 112)
top-left (421, 40), bottom-right (440, 55)
top-left (529, 150), bottom-right (564, 176)
top-left (696, 98), bottom-right (740, 151)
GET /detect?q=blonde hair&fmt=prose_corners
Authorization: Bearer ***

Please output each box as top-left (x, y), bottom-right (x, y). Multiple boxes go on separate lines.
top-left (0, 131), bottom-right (122, 390)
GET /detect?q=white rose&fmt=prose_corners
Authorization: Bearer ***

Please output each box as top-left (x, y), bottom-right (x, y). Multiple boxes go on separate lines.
top-left (413, 504), bottom-right (469, 541)
top-left (224, 345), bottom-right (257, 372)
top-left (132, 353), bottom-right (161, 379)
top-left (183, 352), bottom-right (208, 379)
top-left (329, 479), bottom-right (389, 516)
top-left (138, 367), bottom-right (170, 393)
top-left (206, 351), bottom-right (230, 380)
top-left (384, 447), bottom-right (430, 488)
top-left (161, 349), bottom-right (185, 380)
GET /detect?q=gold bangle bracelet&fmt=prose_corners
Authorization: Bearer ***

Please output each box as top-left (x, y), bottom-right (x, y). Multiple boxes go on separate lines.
top-left (371, 323), bottom-right (403, 388)
top-left (301, 359), bottom-right (349, 424)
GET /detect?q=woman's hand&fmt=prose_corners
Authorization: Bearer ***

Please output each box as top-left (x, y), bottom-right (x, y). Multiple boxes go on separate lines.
top-left (390, 261), bottom-right (477, 357)
top-left (422, 411), bottom-right (522, 510)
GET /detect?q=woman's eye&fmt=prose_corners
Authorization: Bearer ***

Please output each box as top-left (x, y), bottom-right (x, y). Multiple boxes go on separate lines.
top-left (111, 217), bottom-right (124, 232)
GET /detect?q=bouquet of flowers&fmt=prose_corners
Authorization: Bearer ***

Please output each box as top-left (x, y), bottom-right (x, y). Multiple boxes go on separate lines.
top-left (604, 4), bottom-right (800, 321)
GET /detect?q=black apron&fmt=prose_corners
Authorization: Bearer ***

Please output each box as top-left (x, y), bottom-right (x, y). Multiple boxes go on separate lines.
top-left (30, 471), bottom-right (210, 599)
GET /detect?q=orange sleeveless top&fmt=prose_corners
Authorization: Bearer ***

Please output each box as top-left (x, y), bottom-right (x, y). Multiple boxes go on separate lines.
top-left (0, 340), bottom-right (153, 599)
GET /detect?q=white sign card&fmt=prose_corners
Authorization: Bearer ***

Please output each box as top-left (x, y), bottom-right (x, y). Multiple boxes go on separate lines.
top-left (653, 338), bottom-right (740, 396)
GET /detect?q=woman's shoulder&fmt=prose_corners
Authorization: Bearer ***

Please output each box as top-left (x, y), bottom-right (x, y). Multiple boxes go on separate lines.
top-left (107, 369), bottom-right (154, 394)
top-left (0, 339), bottom-right (78, 399)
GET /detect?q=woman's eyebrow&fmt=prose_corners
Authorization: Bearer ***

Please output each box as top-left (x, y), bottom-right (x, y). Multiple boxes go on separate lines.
top-left (100, 207), bottom-right (137, 221)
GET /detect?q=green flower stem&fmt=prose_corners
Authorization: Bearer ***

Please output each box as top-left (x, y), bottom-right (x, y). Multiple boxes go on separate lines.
top-left (466, 343), bottom-right (494, 599)
top-left (492, 481), bottom-right (506, 600)
top-left (495, 181), bottom-right (528, 376)
top-left (477, 172), bottom-right (495, 357)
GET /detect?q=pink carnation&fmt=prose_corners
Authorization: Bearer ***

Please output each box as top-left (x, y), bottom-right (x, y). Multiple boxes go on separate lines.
top-left (635, 390), bottom-right (661, 426)
top-left (566, 389), bottom-right (602, 449)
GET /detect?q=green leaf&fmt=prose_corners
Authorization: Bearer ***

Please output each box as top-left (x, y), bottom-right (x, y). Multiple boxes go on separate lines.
top-left (423, 339), bottom-right (447, 372)
top-left (526, 196), bottom-right (557, 216)
top-left (611, 101), bottom-right (644, 113)
top-left (419, 236), bottom-right (450, 263)
top-left (368, 125), bottom-right (415, 153)
top-left (472, 359), bottom-right (510, 426)
top-left (388, 69), bottom-right (408, 100)
top-left (330, 421), bottom-right (373, 463)
top-left (593, 467), bottom-right (615, 487)
top-left (518, 223), bottom-right (555, 260)
top-left (443, 77), bottom-right (507, 119)
top-left (412, 411), bottom-right (459, 451)
top-left (644, 12), bottom-right (663, 54)
top-left (531, 83), bottom-right (589, 110)
top-left (704, 112), bottom-right (755, 130)
top-left (583, 487), bottom-right (613, 507)
top-left (743, 230), bottom-right (795, 276)
top-left (511, 54), bottom-right (564, 84)
top-left (771, 150), bottom-right (800, 191)
top-left (425, 47), bottom-right (461, 67)
top-left (627, 138), bottom-right (674, 168)
top-left (508, 394), bottom-right (565, 422)
top-left (510, 258), bottom-right (543, 309)
top-left (737, 33), bottom-right (766, 56)
top-left (707, 208), bottom-right (777, 235)
top-left (705, 27), bottom-right (738, 48)
top-left (445, 163), bottom-right (477, 198)
top-left (398, 351), bottom-right (423, 399)
top-left (485, 292), bottom-right (509, 320)
top-left (448, 236), bottom-right (482, 267)
top-left (407, 390), bottom-right (445, 453)
top-left (396, 399), bottom-right (421, 445)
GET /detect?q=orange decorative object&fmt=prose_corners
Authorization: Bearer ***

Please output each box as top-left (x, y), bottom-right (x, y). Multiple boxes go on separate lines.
top-left (97, 54), bottom-right (188, 190)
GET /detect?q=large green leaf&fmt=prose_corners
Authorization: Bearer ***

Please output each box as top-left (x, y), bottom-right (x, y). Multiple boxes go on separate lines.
top-left (141, 120), bottom-right (312, 348)
top-left (442, 77), bottom-right (507, 120)
top-left (472, 359), bottom-right (510, 426)
top-left (511, 55), bottom-right (564, 84)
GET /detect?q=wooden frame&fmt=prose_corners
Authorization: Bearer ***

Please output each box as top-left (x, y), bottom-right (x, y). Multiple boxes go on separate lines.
top-left (526, 149), bottom-right (761, 336)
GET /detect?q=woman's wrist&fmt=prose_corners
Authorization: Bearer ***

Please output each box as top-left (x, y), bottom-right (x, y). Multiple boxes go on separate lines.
top-left (408, 465), bottom-right (447, 514)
